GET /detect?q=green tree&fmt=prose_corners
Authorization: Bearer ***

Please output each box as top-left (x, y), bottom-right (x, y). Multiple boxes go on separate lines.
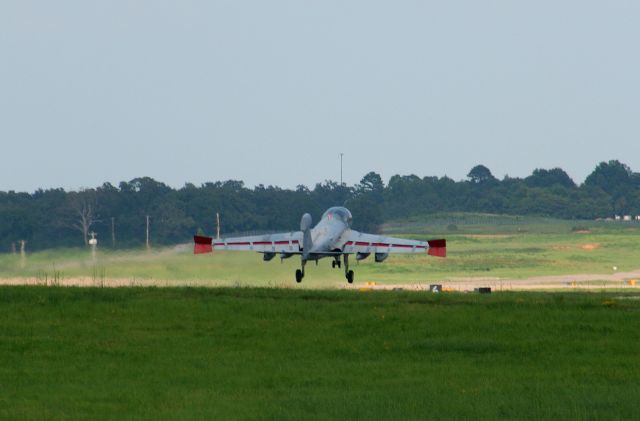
top-left (525, 168), bottom-right (576, 189)
top-left (584, 160), bottom-right (636, 214)
top-left (348, 172), bottom-right (385, 232)
top-left (467, 165), bottom-right (497, 184)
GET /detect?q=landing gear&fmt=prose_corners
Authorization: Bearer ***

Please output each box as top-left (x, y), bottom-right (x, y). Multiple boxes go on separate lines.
top-left (346, 270), bottom-right (354, 284)
top-left (295, 256), bottom-right (354, 283)
top-left (343, 254), bottom-right (354, 284)
top-left (295, 259), bottom-right (306, 283)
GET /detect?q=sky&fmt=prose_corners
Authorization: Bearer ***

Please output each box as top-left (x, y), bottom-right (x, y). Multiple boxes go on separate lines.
top-left (1, 1), bottom-right (639, 192)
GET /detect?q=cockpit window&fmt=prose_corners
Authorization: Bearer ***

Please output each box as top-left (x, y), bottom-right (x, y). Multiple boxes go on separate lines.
top-left (322, 207), bottom-right (353, 226)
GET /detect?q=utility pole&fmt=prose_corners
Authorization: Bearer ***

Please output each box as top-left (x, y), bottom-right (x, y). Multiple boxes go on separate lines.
top-left (340, 152), bottom-right (344, 185)
top-left (111, 217), bottom-right (116, 248)
top-left (89, 231), bottom-right (97, 260)
top-left (146, 215), bottom-right (150, 250)
top-left (216, 212), bottom-right (221, 240)
top-left (19, 240), bottom-right (26, 268)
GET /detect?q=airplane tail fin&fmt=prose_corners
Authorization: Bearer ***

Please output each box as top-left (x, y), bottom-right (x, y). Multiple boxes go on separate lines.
top-left (427, 239), bottom-right (446, 257)
top-left (194, 235), bottom-right (213, 254)
top-left (300, 213), bottom-right (313, 259)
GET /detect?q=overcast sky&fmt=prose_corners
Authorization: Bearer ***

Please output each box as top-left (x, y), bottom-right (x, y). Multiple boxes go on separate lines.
top-left (1, 1), bottom-right (639, 192)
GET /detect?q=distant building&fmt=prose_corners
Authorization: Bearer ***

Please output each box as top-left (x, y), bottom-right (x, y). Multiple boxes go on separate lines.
top-left (624, 215), bottom-right (632, 221)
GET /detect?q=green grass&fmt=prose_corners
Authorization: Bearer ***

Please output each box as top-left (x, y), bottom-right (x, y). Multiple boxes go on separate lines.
top-left (0, 287), bottom-right (638, 419)
top-left (382, 212), bottom-right (640, 236)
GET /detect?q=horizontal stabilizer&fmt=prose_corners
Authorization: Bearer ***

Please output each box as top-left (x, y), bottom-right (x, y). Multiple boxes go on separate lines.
top-left (194, 235), bottom-right (213, 254)
top-left (427, 239), bottom-right (447, 257)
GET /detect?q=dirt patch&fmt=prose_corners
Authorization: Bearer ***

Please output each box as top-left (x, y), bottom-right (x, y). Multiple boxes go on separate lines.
top-left (343, 280), bottom-right (639, 292)
top-left (0, 277), bottom-right (216, 288)
top-left (343, 269), bottom-right (640, 292)
top-left (573, 230), bottom-right (592, 234)
top-left (580, 243), bottom-right (600, 250)
top-left (464, 235), bottom-right (513, 239)
top-left (3, 269), bottom-right (640, 292)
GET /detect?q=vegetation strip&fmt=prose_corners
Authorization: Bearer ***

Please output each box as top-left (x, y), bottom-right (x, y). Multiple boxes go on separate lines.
top-left (2, 160), bottom-right (638, 250)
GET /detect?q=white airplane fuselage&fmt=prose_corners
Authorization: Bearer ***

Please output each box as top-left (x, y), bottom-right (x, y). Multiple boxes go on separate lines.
top-left (307, 207), bottom-right (352, 255)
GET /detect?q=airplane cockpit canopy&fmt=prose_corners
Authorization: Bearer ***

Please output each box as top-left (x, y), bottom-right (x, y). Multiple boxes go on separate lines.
top-left (322, 207), bottom-right (353, 226)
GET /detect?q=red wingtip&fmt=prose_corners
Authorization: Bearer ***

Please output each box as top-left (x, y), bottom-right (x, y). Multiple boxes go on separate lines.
top-left (194, 235), bottom-right (213, 254)
top-left (427, 239), bottom-right (446, 258)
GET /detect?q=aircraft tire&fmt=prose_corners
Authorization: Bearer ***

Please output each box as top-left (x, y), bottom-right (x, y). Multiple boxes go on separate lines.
top-left (295, 269), bottom-right (303, 283)
top-left (346, 270), bottom-right (354, 284)
top-left (332, 261), bottom-right (336, 268)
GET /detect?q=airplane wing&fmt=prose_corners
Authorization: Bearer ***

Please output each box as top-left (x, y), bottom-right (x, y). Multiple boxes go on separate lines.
top-left (194, 232), bottom-right (303, 254)
top-left (341, 230), bottom-right (446, 257)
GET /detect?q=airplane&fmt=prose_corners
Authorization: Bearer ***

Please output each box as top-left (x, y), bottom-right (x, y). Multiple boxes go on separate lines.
top-left (193, 206), bottom-right (446, 283)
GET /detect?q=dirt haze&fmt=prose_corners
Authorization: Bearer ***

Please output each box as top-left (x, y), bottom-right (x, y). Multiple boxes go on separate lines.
top-left (1, 269), bottom-right (640, 291)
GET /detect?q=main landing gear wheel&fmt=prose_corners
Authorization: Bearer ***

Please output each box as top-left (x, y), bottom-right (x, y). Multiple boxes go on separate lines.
top-left (295, 269), bottom-right (303, 283)
top-left (332, 261), bottom-right (336, 269)
top-left (343, 254), bottom-right (353, 284)
top-left (346, 270), bottom-right (354, 284)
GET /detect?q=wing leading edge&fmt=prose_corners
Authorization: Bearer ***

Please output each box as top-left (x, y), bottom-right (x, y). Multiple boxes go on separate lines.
top-left (341, 230), bottom-right (446, 257)
top-left (195, 231), bottom-right (445, 257)
top-left (194, 232), bottom-right (303, 254)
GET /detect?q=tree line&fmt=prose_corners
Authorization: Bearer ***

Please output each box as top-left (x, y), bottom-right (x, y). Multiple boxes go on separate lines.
top-left (1, 160), bottom-right (639, 251)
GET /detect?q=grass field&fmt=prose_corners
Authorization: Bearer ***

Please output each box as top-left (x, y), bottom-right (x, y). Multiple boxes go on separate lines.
top-left (1, 214), bottom-right (639, 287)
top-left (2, 215), bottom-right (639, 418)
top-left (1, 287), bottom-right (639, 419)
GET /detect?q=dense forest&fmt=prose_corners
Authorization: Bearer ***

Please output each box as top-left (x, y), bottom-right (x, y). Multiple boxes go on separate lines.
top-left (1, 160), bottom-right (640, 251)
